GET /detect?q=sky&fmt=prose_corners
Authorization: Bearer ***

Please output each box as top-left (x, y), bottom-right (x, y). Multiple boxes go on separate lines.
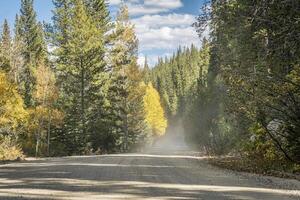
top-left (0, 0), bottom-right (205, 67)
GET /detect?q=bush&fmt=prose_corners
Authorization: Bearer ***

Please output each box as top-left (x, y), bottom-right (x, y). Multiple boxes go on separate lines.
top-left (0, 136), bottom-right (24, 161)
top-left (241, 123), bottom-right (294, 172)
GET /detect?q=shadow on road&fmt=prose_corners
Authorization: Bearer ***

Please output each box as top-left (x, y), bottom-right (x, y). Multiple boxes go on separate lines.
top-left (0, 153), bottom-right (299, 200)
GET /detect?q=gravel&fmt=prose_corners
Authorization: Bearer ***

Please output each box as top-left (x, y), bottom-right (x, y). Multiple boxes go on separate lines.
top-left (0, 150), bottom-right (299, 200)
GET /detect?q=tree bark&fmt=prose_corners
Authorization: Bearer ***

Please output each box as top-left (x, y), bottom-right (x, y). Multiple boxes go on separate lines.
top-left (47, 111), bottom-right (51, 157)
top-left (80, 58), bottom-right (86, 144)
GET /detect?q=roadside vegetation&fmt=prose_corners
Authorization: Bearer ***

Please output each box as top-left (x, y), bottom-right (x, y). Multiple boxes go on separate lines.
top-left (149, 0), bottom-right (300, 175)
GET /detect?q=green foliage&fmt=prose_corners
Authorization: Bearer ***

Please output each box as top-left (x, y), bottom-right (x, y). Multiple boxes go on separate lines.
top-left (0, 0), bottom-right (159, 157)
top-left (19, 0), bottom-right (47, 107)
top-left (106, 3), bottom-right (147, 152)
top-left (151, 44), bottom-right (207, 120)
top-left (0, 19), bottom-right (12, 73)
top-left (149, 42), bottom-right (233, 154)
top-left (51, 0), bottom-right (108, 154)
top-left (194, 0), bottom-right (300, 163)
top-left (0, 0), bottom-right (298, 168)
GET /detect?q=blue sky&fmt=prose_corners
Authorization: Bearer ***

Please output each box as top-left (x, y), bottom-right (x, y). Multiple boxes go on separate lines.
top-left (0, 0), bottom-right (205, 66)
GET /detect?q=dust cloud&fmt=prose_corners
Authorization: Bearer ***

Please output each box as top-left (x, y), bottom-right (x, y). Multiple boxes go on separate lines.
top-left (143, 121), bottom-right (194, 155)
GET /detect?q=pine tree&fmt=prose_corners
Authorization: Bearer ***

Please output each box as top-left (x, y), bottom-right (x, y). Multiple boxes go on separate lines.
top-left (51, 0), bottom-right (71, 49)
top-left (84, 0), bottom-right (111, 34)
top-left (0, 19), bottom-right (12, 73)
top-left (143, 56), bottom-right (151, 84)
top-left (19, 0), bottom-right (47, 107)
top-left (151, 45), bottom-right (203, 120)
top-left (108, 3), bottom-right (146, 151)
top-left (52, 0), bottom-right (107, 153)
top-left (10, 15), bottom-right (25, 86)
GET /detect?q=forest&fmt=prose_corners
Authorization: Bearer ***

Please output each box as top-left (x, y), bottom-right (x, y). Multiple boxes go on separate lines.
top-left (150, 0), bottom-right (300, 172)
top-left (0, 0), bottom-right (167, 158)
top-left (0, 0), bottom-right (299, 173)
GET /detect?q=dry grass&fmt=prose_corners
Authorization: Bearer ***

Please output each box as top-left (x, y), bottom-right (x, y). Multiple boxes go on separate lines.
top-left (0, 136), bottom-right (24, 161)
top-left (207, 156), bottom-right (300, 181)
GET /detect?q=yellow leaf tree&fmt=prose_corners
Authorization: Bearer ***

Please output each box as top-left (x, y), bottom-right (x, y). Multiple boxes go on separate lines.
top-left (0, 71), bottom-right (28, 137)
top-left (29, 64), bottom-right (63, 157)
top-left (0, 71), bottom-right (28, 160)
top-left (143, 83), bottom-right (167, 137)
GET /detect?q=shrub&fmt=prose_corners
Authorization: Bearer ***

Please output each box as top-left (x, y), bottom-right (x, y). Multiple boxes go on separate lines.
top-left (0, 136), bottom-right (24, 161)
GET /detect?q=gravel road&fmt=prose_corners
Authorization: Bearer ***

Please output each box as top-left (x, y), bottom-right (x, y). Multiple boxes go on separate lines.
top-left (0, 150), bottom-right (299, 200)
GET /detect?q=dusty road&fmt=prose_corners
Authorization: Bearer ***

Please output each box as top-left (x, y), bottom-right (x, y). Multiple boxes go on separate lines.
top-left (0, 150), bottom-right (299, 200)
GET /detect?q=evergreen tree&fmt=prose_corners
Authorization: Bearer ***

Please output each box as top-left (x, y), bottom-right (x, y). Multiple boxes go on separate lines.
top-left (10, 15), bottom-right (25, 85)
top-left (151, 45), bottom-right (204, 120)
top-left (51, 0), bottom-right (71, 49)
top-left (108, 3), bottom-right (146, 151)
top-left (0, 19), bottom-right (12, 73)
top-left (52, 0), bottom-right (107, 153)
top-left (143, 56), bottom-right (151, 84)
top-left (84, 0), bottom-right (111, 35)
top-left (193, 0), bottom-right (300, 162)
top-left (19, 0), bottom-right (47, 107)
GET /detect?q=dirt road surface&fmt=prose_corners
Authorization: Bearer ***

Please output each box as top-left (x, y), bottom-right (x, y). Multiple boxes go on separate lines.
top-left (0, 134), bottom-right (299, 199)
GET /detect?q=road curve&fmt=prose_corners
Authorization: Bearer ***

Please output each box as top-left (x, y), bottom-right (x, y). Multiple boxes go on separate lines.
top-left (0, 152), bottom-right (299, 200)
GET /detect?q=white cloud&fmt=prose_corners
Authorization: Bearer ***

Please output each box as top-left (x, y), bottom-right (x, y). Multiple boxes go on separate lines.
top-left (136, 26), bottom-right (200, 51)
top-left (107, 0), bottom-right (121, 5)
top-left (108, 0), bottom-right (183, 15)
top-left (137, 55), bottom-right (146, 67)
top-left (128, 4), bottom-right (169, 15)
top-left (132, 14), bottom-right (200, 51)
top-left (132, 13), bottom-right (195, 29)
top-left (144, 0), bottom-right (183, 9)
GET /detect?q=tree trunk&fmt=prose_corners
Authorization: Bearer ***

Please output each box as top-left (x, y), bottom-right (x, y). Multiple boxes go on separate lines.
top-left (47, 112), bottom-right (51, 157)
top-left (35, 134), bottom-right (39, 158)
top-left (80, 58), bottom-right (86, 145)
top-left (124, 114), bottom-right (128, 152)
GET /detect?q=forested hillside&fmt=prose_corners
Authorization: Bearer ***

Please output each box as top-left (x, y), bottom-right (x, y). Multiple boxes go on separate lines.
top-left (0, 0), bottom-right (167, 158)
top-left (150, 0), bottom-right (300, 172)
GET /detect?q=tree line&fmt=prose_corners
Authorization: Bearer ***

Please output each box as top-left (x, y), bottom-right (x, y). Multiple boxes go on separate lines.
top-left (150, 0), bottom-right (300, 168)
top-left (1, 0), bottom-right (299, 170)
top-left (0, 0), bottom-right (167, 159)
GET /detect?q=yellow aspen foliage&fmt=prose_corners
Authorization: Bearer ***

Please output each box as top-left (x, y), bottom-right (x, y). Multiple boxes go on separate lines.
top-left (29, 64), bottom-right (63, 134)
top-left (0, 72), bottom-right (27, 160)
top-left (29, 64), bottom-right (63, 156)
top-left (143, 83), bottom-right (167, 137)
top-left (34, 64), bottom-right (59, 104)
top-left (0, 71), bottom-right (28, 134)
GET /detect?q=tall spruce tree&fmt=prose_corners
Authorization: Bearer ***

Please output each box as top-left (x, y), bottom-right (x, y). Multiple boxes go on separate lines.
top-left (108, 3), bottom-right (146, 151)
top-left (84, 0), bottom-right (111, 34)
top-left (19, 0), bottom-right (46, 107)
top-left (143, 56), bottom-right (151, 84)
top-left (52, 0), bottom-right (107, 153)
top-left (10, 15), bottom-right (25, 86)
top-left (0, 19), bottom-right (12, 73)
